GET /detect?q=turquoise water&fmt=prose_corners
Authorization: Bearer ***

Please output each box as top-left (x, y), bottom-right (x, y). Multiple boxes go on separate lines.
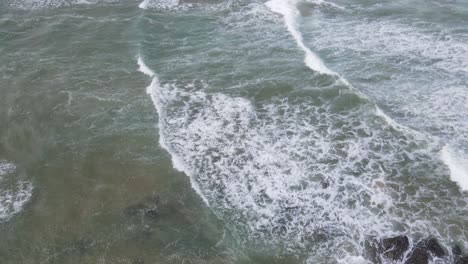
top-left (0, 0), bottom-right (467, 263)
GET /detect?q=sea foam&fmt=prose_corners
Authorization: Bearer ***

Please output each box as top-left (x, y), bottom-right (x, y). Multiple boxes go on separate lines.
top-left (0, 161), bottom-right (16, 176)
top-left (0, 161), bottom-right (33, 222)
top-left (0, 181), bottom-right (33, 221)
top-left (138, 0), bottom-right (179, 10)
top-left (441, 146), bottom-right (468, 191)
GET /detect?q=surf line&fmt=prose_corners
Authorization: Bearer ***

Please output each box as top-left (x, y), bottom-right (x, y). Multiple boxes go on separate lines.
top-left (265, 0), bottom-right (418, 134)
top-left (137, 54), bottom-right (212, 205)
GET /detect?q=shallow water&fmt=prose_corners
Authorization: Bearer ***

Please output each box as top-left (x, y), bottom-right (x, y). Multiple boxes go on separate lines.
top-left (0, 0), bottom-right (467, 263)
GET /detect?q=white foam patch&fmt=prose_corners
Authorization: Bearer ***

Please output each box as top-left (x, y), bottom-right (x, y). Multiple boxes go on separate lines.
top-left (140, 54), bottom-right (431, 257)
top-left (441, 146), bottom-right (468, 191)
top-left (139, 0), bottom-right (178, 10)
top-left (0, 181), bottom-right (33, 221)
top-left (303, 0), bottom-right (346, 11)
top-left (335, 255), bottom-right (372, 264)
top-left (138, 0), bottom-right (149, 9)
top-left (0, 161), bottom-right (16, 176)
top-left (137, 0), bottom-right (234, 12)
top-left (0, 161), bottom-right (33, 221)
top-left (5, 0), bottom-right (119, 9)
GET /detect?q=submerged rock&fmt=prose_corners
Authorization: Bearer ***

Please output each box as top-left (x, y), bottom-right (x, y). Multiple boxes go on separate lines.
top-left (453, 245), bottom-right (463, 256)
top-left (454, 247), bottom-right (468, 264)
top-left (124, 195), bottom-right (160, 219)
top-left (380, 235), bottom-right (409, 261)
top-left (404, 238), bottom-right (446, 264)
top-left (424, 238), bottom-right (445, 258)
top-left (405, 247), bottom-right (429, 264)
top-left (456, 256), bottom-right (468, 264)
top-left (378, 236), bottom-right (447, 264)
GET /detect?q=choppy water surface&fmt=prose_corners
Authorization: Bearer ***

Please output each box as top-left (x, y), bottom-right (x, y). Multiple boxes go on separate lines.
top-left (0, 0), bottom-right (467, 263)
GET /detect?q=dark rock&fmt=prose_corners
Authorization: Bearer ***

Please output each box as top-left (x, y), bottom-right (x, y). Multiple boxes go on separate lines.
top-left (424, 238), bottom-right (445, 258)
top-left (381, 235), bottom-right (409, 260)
top-left (456, 256), bottom-right (468, 264)
top-left (405, 247), bottom-right (429, 264)
top-left (403, 238), bottom-right (445, 264)
top-left (454, 246), bottom-right (468, 264)
top-left (453, 245), bottom-right (463, 256)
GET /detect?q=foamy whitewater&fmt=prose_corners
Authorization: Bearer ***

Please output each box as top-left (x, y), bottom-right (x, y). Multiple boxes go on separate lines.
top-left (0, 161), bottom-right (33, 222)
top-left (136, 0), bottom-right (468, 262)
top-left (0, 161), bottom-right (16, 177)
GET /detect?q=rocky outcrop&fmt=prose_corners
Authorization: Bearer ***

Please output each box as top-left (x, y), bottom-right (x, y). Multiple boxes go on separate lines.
top-left (405, 247), bottom-right (429, 264)
top-left (425, 238), bottom-right (445, 258)
top-left (380, 235), bottom-right (410, 261)
top-left (405, 237), bottom-right (446, 263)
top-left (377, 236), bottom-right (450, 264)
top-left (456, 257), bottom-right (468, 264)
top-left (454, 245), bottom-right (468, 264)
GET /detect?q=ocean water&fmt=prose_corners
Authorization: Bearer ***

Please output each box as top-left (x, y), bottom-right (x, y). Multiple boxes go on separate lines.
top-left (0, 0), bottom-right (467, 263)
